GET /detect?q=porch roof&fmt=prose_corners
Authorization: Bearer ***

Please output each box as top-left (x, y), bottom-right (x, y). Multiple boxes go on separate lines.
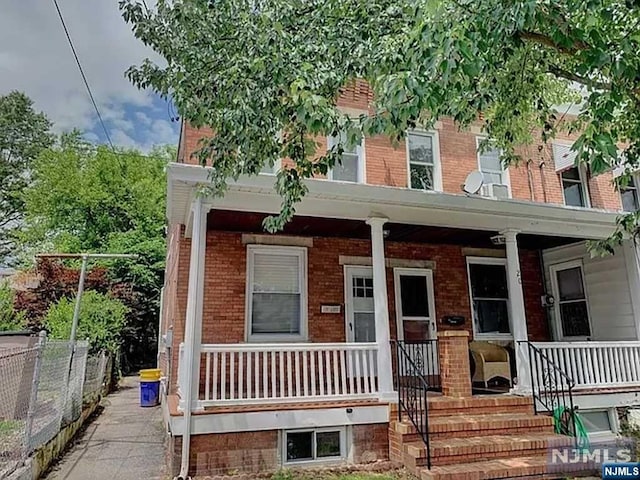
top-left (167, 163), bottom-right (619, 240)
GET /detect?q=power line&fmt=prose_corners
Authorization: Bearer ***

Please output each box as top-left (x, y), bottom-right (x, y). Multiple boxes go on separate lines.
top-left (51, 0), bottom-right (116, 151)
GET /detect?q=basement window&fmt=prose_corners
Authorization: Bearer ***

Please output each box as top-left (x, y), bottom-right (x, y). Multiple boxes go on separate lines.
top-left (284, 428), bottom-right (345, 464)
top-left (580, 409), bottom-right (616, 438)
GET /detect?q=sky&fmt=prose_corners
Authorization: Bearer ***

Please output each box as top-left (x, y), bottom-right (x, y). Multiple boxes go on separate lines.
top-left (0, 0), bottom-right (179, 151)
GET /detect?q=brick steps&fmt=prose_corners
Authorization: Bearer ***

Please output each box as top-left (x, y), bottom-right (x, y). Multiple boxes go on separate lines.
top-left (392, 413), bottom-right (554, 440)
top-left (389, 396), bottom-right (596, 480)
top-left (419, 455), bottom-right (597, 480)
top-left (405, 433), bottom-right (573, 466)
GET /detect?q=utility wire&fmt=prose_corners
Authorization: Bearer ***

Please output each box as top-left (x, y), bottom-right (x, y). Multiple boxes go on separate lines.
top-left (51, 0), bottom-right (116, 151)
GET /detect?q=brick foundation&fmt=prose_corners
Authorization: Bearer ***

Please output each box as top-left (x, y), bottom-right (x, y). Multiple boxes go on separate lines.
top-left (168, 423), bottom-right (390, 477)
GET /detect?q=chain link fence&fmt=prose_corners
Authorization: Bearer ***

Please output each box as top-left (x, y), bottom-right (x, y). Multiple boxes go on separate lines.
top-left (0, 334), bottom-right (110, 479)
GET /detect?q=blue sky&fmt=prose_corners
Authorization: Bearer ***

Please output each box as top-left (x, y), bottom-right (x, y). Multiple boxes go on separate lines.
top-left (0, 0), bottom-right (179, 151)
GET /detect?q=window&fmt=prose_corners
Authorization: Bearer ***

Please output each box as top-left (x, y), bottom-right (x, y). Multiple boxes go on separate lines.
top-left (551, 262), bottom-right (591, 339)
top-left (246, 246), bottom-right (307, 341)
top-left (580, 409), bottom-right (616, 437)
top-left (328, 132), bottom-right (363, 183)
top-left (467, 258), bottom-right (511, 337)
top-left (407, 131), bottom-right (440, 190)
top-left (561, 167), bottom-right (590, 207)
top-left (476, 137), bottom-right (509, 197)
top-left (621, 175), bottom-right (639, 212)
top-left (284, 428), bottom-right (345, 464)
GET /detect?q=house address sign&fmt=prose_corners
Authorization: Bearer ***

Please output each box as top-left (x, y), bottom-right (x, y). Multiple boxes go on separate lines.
top-left (321, 304), bottom-right (341, 314)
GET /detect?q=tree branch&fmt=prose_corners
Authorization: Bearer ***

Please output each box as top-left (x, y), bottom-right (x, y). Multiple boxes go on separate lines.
top-left (547, 65), bottom-right (611, 91)
top-left (519, 30), bottom-right (588, 55)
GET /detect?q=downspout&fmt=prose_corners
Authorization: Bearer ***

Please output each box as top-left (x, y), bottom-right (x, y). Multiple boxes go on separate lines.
top-left (176, 197), bottom-right (205, 480)
top-left (526, 159), bottom-right (536, 201)
top-left (538, 145), bottom-right (549, 203)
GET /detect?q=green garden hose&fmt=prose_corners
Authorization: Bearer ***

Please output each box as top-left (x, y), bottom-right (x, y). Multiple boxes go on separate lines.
top-left (553, 406), bottom-right (590, 450)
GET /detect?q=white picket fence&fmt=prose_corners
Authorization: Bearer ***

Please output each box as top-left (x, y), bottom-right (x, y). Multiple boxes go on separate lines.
top-left (532, 341), bottom-right (640, 391)
top-left (193, 342), bottom-right (379, 406)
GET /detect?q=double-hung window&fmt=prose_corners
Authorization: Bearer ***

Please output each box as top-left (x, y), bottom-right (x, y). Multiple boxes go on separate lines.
top-left (467, 258), bottom-right (511, 338)
top-left (246, 246), bottom-right (307, 341)
top-left (561, 167), bottom-right (590, 207)
top-left (407, 131), bottom-right (440, 190)
top-left (327, 132), bottom-right (363, 183)
top-left (621, 175), bottom-right (639, 212)
top-left (476, 138), bottom-right (509, 198)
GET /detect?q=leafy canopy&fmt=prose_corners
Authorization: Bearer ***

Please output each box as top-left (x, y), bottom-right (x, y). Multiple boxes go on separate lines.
top-left (0, 282), bottom-right (26, 332)
top-left (121, 0), bottom-right (640, 250)
top-left (44, 291), bottom-right (128, 354)
top-left (0, 92), bottom-right (53, 264)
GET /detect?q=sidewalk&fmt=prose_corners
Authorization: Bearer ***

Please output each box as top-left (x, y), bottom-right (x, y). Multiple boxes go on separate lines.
top-left (43, 376), bottom-right (166, 480)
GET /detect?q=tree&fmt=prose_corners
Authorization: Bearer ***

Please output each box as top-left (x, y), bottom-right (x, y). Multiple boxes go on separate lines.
top-left (0, 92), bottom-right (53, 264)
top-left (44, 291), bottom-right (128, 355)
top-left (121, 0), bottom-right (640, 251)
top-left (20, 134), bottom-right (172, 370)
top-left (0, 282), bottom-right (26, 332)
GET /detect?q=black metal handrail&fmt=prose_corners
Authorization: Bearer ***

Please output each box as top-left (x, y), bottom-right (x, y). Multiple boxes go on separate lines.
top-left (394, 340), bottom-right (441, 391)
top-left (519, 341), bottom-right (577, 440)
top-left (393, 340), bottom-right (434, 469)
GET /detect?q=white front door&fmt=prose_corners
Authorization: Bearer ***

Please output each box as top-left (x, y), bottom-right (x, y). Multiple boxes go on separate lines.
top-left (549, 260), bottom-right (592, 341)
top-left (344, 266), bottom-right (375, 343)
top-left (394, 268), bottom-right (438, 376)
top-left (394, 268), bottom-right (437, 341)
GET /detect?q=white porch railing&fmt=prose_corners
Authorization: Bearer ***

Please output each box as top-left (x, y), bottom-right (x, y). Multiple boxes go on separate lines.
top-left (532, 341), bottom-right (640, 391)
top-left (198, 342), bottom-right (379, 406)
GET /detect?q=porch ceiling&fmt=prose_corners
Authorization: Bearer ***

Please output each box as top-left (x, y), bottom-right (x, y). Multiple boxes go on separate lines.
top-left (207, 209), bottom-right (582, 250)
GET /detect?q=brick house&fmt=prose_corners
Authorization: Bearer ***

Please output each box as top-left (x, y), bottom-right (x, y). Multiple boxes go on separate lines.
top-left (159, 82), bottom-right (640, 479)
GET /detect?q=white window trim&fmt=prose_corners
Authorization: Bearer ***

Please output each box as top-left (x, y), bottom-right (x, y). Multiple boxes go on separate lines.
top-left (282, 427), bottom-right (347, 466)
top-left (561, 166), bottom-right (591, 208)
top-left (259, 158), bottom-right (283, 175)
top-left (245, 245), bottom-right (308, 343)
top-left (579, 408), bottom-right (618, 441)
top-left (549, 259), bottom-right (592, 341)
top-left (406, 129), bottom-right (443, 192)
top-left (620, 172), bottom-right (640, 212)
top-left (475, 137), bottom-right (512, 198)
top-left (466, 256), bottom-right (513, 341)
top-left (327, 135), bottom-right (366, 184)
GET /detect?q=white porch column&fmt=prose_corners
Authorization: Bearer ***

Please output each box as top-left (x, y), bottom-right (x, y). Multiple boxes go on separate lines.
top-left (179, 196), bottom-right (208, 411)
top-left (502, 229), bottom-right (531, 395)
top-left (366, 216), bottom-right (394, 400)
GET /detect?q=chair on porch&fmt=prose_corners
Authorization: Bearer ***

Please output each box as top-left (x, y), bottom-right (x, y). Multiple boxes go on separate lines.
top-left (469, 341), bottom-right (512, 388)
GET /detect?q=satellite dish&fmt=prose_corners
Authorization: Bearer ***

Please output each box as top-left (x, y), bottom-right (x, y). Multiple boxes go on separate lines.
top-left (463, 170), bottom-right (484, 195)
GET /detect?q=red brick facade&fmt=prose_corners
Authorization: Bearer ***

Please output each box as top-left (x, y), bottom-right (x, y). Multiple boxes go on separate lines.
top-left (177, 82), bottom-right (623, 212)
top-left (159, 230), bottom-right (549, 394)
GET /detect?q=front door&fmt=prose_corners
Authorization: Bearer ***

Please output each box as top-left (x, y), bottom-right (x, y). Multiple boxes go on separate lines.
top-left (549, 260), bottom-right (592, 341)
top-left (393, 268), bottom-right (438, 377)
top-left (345, 266), bottom-right (375, 343)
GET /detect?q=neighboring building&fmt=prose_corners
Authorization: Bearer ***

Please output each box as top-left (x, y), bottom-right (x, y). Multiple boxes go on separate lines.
top-left (160, 81), bottom-right (640, 478)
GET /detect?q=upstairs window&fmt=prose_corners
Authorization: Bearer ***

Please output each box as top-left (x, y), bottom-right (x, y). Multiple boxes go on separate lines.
top-left (407, 131), bottom-right (440, 190)
top-left (561, 167), bottom-right (590, 208)
top-left (476, 138), bottom-right (509, 198)
top-left (328, 132), bottom-right (363, 183)
top-left (246, 246), bottom-right (307, 341)
top-left (621, 175), bottom-right (639, 212)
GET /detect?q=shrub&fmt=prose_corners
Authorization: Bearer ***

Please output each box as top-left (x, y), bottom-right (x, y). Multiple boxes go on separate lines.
top-left (44, 290), bottom-right (128, 354)
top-left (0, 282), bottom-right (26, 331)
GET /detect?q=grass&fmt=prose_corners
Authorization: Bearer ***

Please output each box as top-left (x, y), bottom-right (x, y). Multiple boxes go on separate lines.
top-left (0, 420), bottom-right (22, 436)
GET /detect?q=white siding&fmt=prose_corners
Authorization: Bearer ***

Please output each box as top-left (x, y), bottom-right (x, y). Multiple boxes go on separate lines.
top-left (542, 241), bottom-right (639, 341)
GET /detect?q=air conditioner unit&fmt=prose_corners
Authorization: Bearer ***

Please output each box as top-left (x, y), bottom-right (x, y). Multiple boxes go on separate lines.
top-left (480, 183), bottom-right (509, 199)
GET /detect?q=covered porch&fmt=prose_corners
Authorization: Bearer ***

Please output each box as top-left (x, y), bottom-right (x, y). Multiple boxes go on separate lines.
top-left (167, 163), bottom-right (640, 412)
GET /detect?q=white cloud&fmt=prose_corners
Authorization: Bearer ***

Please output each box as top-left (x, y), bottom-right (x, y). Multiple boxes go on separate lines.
top-left (0, 0), bottom-right (178, 149)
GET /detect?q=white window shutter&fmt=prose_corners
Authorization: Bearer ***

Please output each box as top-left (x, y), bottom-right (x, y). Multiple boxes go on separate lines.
top-left (253, 253), bottom-right (300, 293)
top-left (552, 142), bottom-right (578, 172)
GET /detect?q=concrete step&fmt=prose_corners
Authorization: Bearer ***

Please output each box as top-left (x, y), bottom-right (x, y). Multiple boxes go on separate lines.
top-left (419, 455), bottom-right (598, 480)
top-left (404, 433), bottom-right (574, 466)
top-left (392, 413), bottom-right (554, 440)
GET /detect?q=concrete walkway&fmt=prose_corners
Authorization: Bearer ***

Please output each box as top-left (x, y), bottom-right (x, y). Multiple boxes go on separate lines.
top-left (44, 376), bottom-right (166, 480)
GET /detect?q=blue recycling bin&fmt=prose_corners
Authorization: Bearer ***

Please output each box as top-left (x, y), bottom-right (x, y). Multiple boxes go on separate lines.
top-left (139, 380), bottom-right (160, 407)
